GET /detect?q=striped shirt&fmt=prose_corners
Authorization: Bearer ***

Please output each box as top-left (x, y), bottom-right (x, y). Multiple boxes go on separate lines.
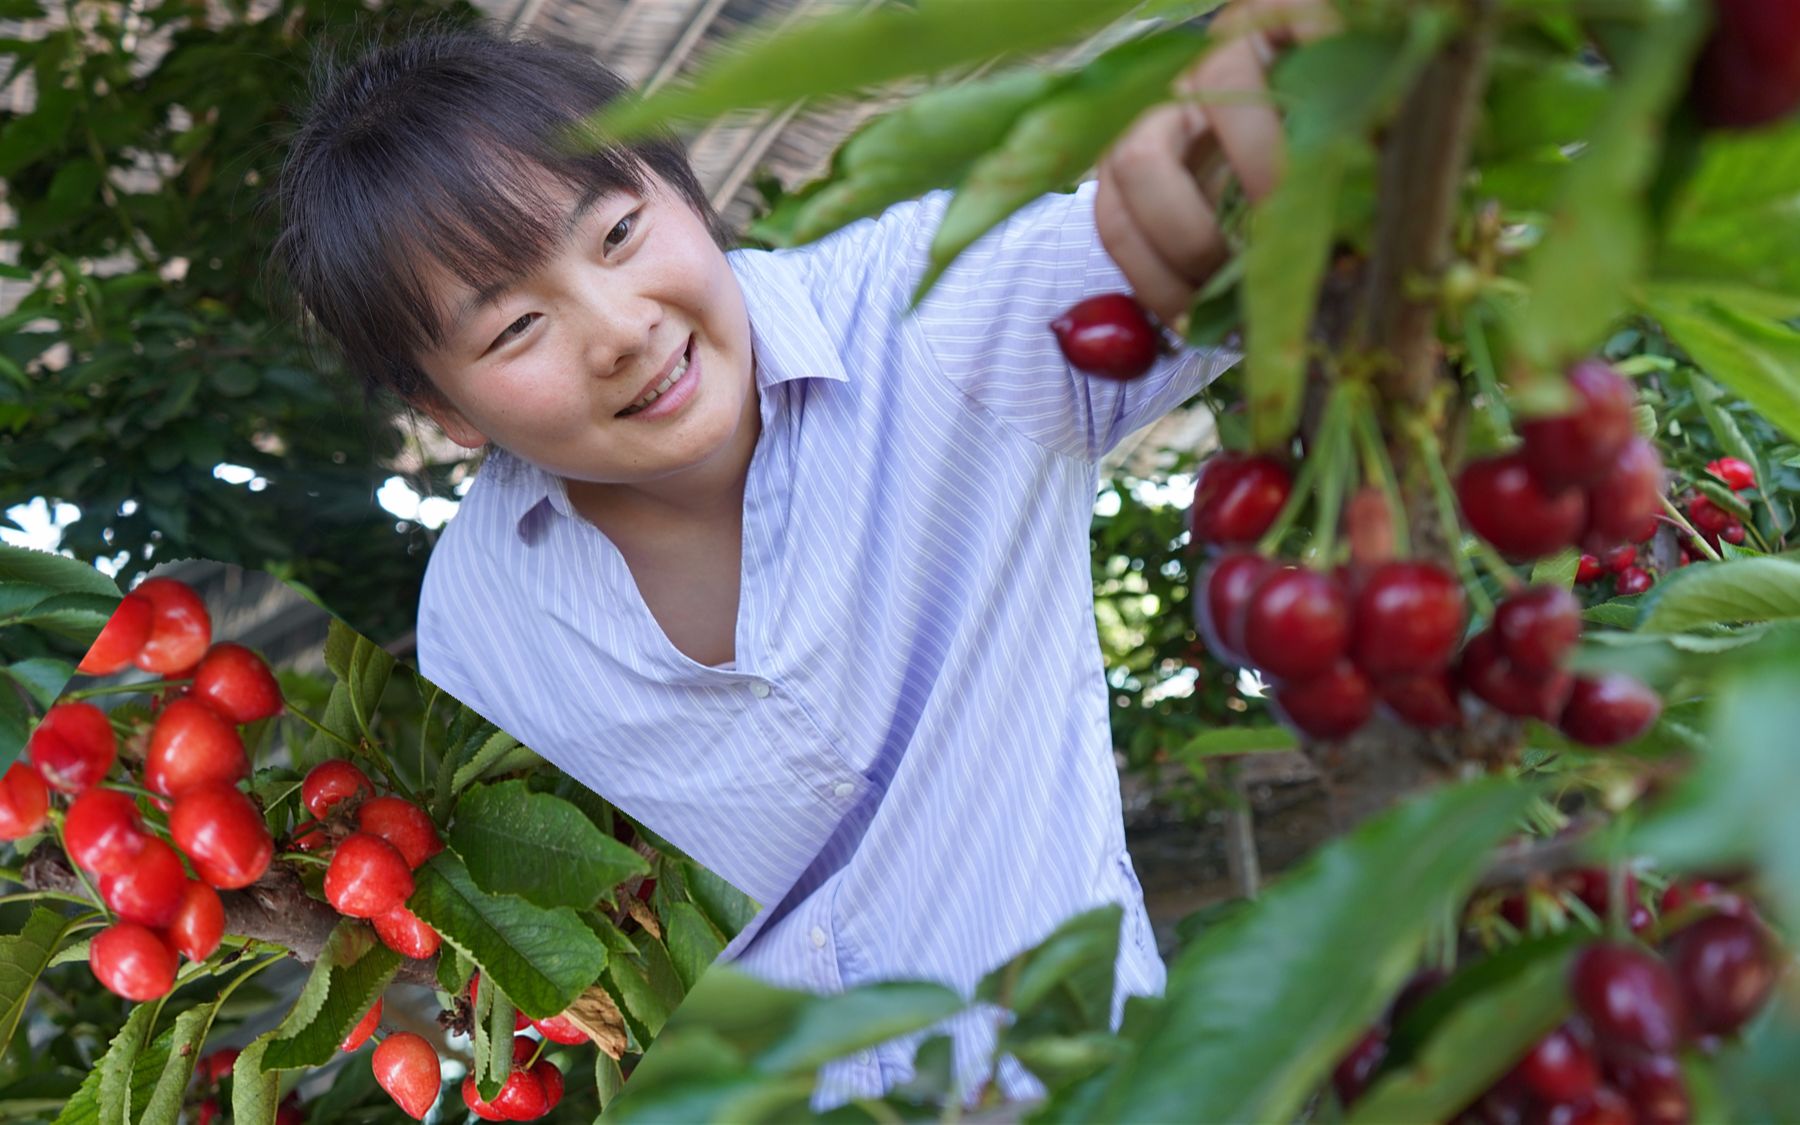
top-left (414, 179), bottom-right (1237, 1110)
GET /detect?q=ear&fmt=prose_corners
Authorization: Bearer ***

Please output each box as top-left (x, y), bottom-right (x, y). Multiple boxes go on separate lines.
top-left (412, 390), bottom-right (488, 450)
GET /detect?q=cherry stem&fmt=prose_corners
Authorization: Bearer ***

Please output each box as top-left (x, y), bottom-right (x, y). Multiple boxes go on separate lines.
top-left (1304, 382), bottom-right (1357, 568)
top-left (50, 817), bottom-right (109, 921)
top-left (278, 851), bottom-right (331, 868)
top-left (62, 678), bottom-right (191, 701)
top-left (1349, 396), bottom-right (1412, 558)
top-left (1412, 426), bottom-right (1495, 621)
top-left (1659, 496), bottom-right (1722, 562)
top-left (283, 705), bottom-right (360, 755)
top-left (0, 889), bottom-right (91, 908)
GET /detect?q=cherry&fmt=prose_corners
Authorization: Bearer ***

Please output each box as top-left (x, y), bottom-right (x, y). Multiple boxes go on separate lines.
top-left (191, 643), bottom-right (283, 724)
top-left (1271, 661), bottom-right (1373, 740)
top-left (99, 836), bottom-right (189, 928)
top-left (491, 1065), bottom-right (548, 1120)
top-left (196, 1098), bottom-right (220, 1125)
top-left (462, 1074), bottom-right (506, 1121)
top-left (1375, 669), bottom-right (1463, 728)
top-left (531, 1011), bottom-right (588, 1045)
top-left (1458, 452), bottom-right (1588, 560)
top-left (1520, 359), bottom-right (1638, 488)
top-left (301, 759), bottom-right (374, 819)
top-left (1558, 674), bottom-right (1662, 747)
top-left (1190, 454), bottom-right (1292, 547)
top-left (1720, 520), bottom-right (1746, 546)
top-left (1614, 566), bottom-right (1654, 596)
top-left (1569, 942), bottom-right (1686, 1054)
top-left (89, 922), bottom-right (178, 1001)
top-left (324, 833), bottom-right (414, 918)
top-left (170, 783), bottom-right (274, 890)
top-left (64, 787), bottom-right (147, 873)
top-left (1331, 1027), bottom-right (1387, 1108)
top-left (1494, 585), bottom-right (1582, 675)
top-left (1538, 1086), bottom-right (1634, 1125)
top-left (1658, 880), bottom-right (1749, 923)
top-left (1582, 439), bottom-right (1665, 553)
top-left (1606, 1051), bottom-right (1690, 1125)
top-left (1704, 457), bottom-right (1756, 491)
top-left (1576, 554), bottom-right (1605, 584)
top-left (0, 762), bottom-right (49, 840)
top-left (145, 698), bottom-right (248, 799)
top-left (372, 1031), bottom-right (440, 1119)
top-left (27, 701), bottom-right (117, 794)
top-left (1195, 552), bottom-right (1272, 665)
top-left (343, 996), bottom-right (383, 1051)
top-left (1663, 913), bottom-right (1777, 1037)
top-left (1690, 0), bottom-right (1800, 128)
top-left (1350, 562), bottom-right (1465, 678)
top-left (1600, 544), bottom-right (1636, 573)
top-left (1563, 867), bottom-right (1640, 919)
top-left (168, 879), bottom-right (225, 962)
top-left (1686, 495), bottom-right (1735, 536)
top-left (373, 904), bottom-right (442, 960)
top-left (130, 577), bottom-right (212, 675)
top-left (1049, 293), bottom-right (1160, 380)
top-left (533, 1060), bottom-right (565, 1111)
top-left (1241, 567), bottom-right (1351, 681)
top-left (1460, 631), bottom-right (1573, 723)
top-left (275, 1096), bottom-right (306, 1125)
top-left (1514, 1022), bottom-right (1600, 1103)
top-left (357, 797), bottom-right (443, 869)
top-left (197, 1047), bottom-right (240, 1084)
top-left (78, 593), bottom-right (153, 676)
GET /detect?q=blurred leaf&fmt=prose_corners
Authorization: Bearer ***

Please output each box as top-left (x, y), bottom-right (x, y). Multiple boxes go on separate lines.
top-left (0, 545), bottom-right (120, 599)
top-left (1637, 557), bottom-right (1800, 631)
top-left (450, 780), bottom-right (649, 910)
top-left (1176, 725), bottom-right (1298, 759)
top-left (1657, 117), bottom-right (1800, 308)
top-left (4, 657), bottom-right (72, 709)
top-left (1640, 288), bottom-right (1800, 442)
top-left (756, 981), bottom-right (968, 1074)
top-left (976, 904), bottom-right (1120, 1037)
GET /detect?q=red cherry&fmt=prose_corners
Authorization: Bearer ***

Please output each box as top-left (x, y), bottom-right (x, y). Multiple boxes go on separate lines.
top-left (1350, 562), bottom-right (1466, 678)
top-left (531, 1011), bottom-right (588, 1046)
top-left (191, 643), bottom-right (284, 724)
top-left (1576, 554), bottom-right (1606, 584)
top-left (168, 879), bottom-right (225, 962)
top-left (1515, 1022), bottom-right (1600, 1103)
top-left (197, 1047), bottom-right (240, 1084)
top-left (1375, 669), bottom-right (1463, 729)
top-left (1704, 457), bottom-right (1756, 491)
top-left (78, 593), bottom-right (153, 677)
top-left (1241, 567), bottom-right (1351, 681)
top-left (1271, 662), bottom-right (1373, 740)
top-left (372, 904), bottom-right (441, 960)
top-left (1494, 585), bottom-right (1582, 675)
top-left (1558, 674), bottom-right (1662, 747)
top-left (1663, 913), bottom-right (1778, 1037)
top-left (1582, 439), bottom-right (1665, 553)
top-left (356, 797), bottom-right (443, 870)
top-left (1607, 1051), bottom-right (1691, 1125)
top-left (324, 833), bottom-right (414, 918)
top-left (64, 787), bottom-right (147, 873)
top-left (1686, 495), bottom-right (1735, 536)
top-left (130, 577), bottom-right (212, 675)
top-left (27, 701), bottom-right (117, 794)
top-left (1658, 880), bottom-right (1749, 923)
top-left (99, 836), bottom-right (189, 928)
top-left (145, 698), bottom-right (247, 798)
top-left (463, 1074), bottom-right (506, 1121)
top-left (1049, 293), bottom-right (1160, 380)
top-left (1460, 631), bottom-right (1573, 723)
top-left (1563, 867), bottom-right (1640, 919)
top-left (1190, 455), bottom-right (1292, 547)
top-left (1195, 552), bottom-right (1271, 665)
top-left (532, 1060), bottom-right (564, 1110)
top-left (343, 996), bottom-right (383, 1052)
top-left (1720, 520), bottom-right (1746, 546)
top-left (1539, 1086), bottom-right (1634, 1125)
top-left (1690, 0), bottom-right (1800, 128)
top-left (1614, 566), bottom-right (1654, 596)
top-left (89, 922), bottom-right (178, 1001)
top-left (0, 762), bottom-right (49, 840)
top-left (372, 1031), bottom-right (440, 1119)
top-left (1520, 359), bottom-right (1638, 488)
top-left (170, 783), bottom-right (274, 890)
top-left (196, 1098), bottom-right (220, 1125)
top-left (301, 759), bottom-right (374, 819)
top-left (1569, 942), bottom-right (1687, 1054)
top-left (1600, 544), bottom-right (1636, 573)
top-left (490, 1067), bottom-right (547, 1120)
top-left (275, 1097), bottom-right (306, 1125)
top-left (1458, 452), bottom-right (1588, 560)
top-left (1331, 1027), bottom-right (1387, 1108)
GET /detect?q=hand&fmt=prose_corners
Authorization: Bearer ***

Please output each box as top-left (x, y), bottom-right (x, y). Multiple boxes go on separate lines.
top-left (1093, 0), bottom-right (1340, 330)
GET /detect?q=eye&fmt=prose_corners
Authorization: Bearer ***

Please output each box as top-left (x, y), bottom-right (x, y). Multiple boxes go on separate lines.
top-left (492, 313), bottom-right (536, 349)
top-left (605, 209), bottom-right (640, 251)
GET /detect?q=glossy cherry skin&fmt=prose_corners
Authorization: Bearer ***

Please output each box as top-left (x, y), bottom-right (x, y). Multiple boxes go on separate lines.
top-left (145, 698), bottom-right (248, 798)
top-left (531, 1011), bottom-right (588, 1045)
top-left (1658, 880), bottom-right (1750, 924)
top-left (1538, 1086), bottom-right (1634, 1125)
top-left (1376, 669), bottom-right (1463, 729)
top-left (1558, 674), bottom-right (1662, 747)
top-left (1332, 1027), bottom-right (1387, 1108)
top-left (1720, 521), bottom-right (1746, 545)
top-left (462, 1074), bottom-right (506, 1121)
top-left (99, 836), bottom-right (189, 928)
top-left (1582, 439), bottom-right (1665, 553)
top-left (130, 577), bottom-right (212, 675)
top-left (1576, 554), bottom-right (1605, 584)
top-left (1607, 1051), bottom-right (1691, 1125)
top-left (1350, 562), bottom-right (1466, 678)
top-left (1686, 495), bottom-right (1735, 536)
top-left (1614, 566), bottom-right (1654, 596)
top-left (1049, 293), bottom-right (1160, 380)
top-left (63, 787), bottom-right (148, 874)
top-left (301, 759), bottom-right (374, 819)
top-left (1460, 631), bottom-right (1574, 723)
top-left (1457, 452), bottom-right (1588, 560)
top-left (324, 833), bottom-right (414, 918)
top-left (192, 643), bottom-right (284, 724)
top-left (1600, 544), bottom-right (1636, 573)
top-left (0, 762), bottom-right (49, 840)
top-left (89, 922), bottom-right (178, 1001)
top-left (1690, 0), bottom-right (1800, 128)
top-left (1190, 454), bottom-right (1292, 547)
top-left (373, 1031), bottom-right (441, 1119)
top-left (372, 904), bottom-right (441, 960)
top-left (357, 797), bottom-right (443, 870)
top-left (1520, 359), bottom-right (1638, 488)
top-left (1663, 913), bottom-right (1778, 1037)
top-left (1705, 457), bottom-right (1756, 491)
top-left (1515, 1022), bottom-right (1600, 1103)
top-left (491, 1068), bottom-right (548, 1120)
top-left (342, 996), bottom-right (383, 1052)
top-left (1195, 552), bottom-right (1272, 665)
top-left (28, 701), bottom-right (116, 794)
top-left (1494, 585), bottom-right (1582, 675)
top-left (533, 1060), bottom-right (565, 1111)
top-left (1569, 942), bottom-right (1687, 1054)
top-left (170, 783), bottom-right (274, 890)
top-left (168, 879), bottom-right (225, 962)
top-left (78, 592), bottom-right (153, 676)
top-left (1241, 567), bottom-right (1351, 681)
top-left (1271, 662), bottom-right (1374, 740)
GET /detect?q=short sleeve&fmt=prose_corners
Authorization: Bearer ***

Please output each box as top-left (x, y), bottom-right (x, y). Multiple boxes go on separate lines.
top-left (811, 180), bottom-right (1239, 462)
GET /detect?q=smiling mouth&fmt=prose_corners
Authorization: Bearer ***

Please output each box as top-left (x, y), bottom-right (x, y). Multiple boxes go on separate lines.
top-left (617, 337), bottom-right (693, 417)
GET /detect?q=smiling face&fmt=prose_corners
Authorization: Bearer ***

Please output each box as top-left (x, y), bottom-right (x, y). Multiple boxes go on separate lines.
top-left (411, 167), bottom-right (757, 499)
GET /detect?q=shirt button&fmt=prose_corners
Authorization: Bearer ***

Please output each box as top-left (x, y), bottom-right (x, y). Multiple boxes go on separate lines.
top-left (809, 926), bottom-right (827, 949)
top-left (833, 781), bottom-right (854, 797)
top-left (858, 1050), bottom-right (874, 1066)
top-left (748, 680), bottom-right (772, 698)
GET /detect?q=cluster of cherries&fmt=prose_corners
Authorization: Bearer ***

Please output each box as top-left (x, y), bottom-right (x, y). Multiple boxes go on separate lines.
top-left (0, 578), bottom-right (284, 1001)
top-left (189, 1047), bottom-right (304, 1124)
top-left (1335, 870), bottom-right (1781, 1124)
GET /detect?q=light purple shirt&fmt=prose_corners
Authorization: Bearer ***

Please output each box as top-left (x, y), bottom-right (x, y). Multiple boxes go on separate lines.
top-left (415, 180), bottom-right (1236, 1109)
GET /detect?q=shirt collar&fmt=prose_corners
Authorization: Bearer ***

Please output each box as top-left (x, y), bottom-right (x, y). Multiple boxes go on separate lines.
top-left (483, 245), bottom-right (849, 542)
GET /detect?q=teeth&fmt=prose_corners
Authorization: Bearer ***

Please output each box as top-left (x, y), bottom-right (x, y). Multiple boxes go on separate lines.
top-left (621, 350), bottom-right (690, 415)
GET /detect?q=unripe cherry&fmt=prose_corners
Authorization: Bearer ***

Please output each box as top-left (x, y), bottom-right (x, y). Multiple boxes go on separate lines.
top-left (130, 577), bottom-right (212, 675)
top-left (168, 879), bottom-right (225, 962)
top-left (99, 836), bottom-right (188, 928)
top-left (78, 592), bottom-right (153, 676)
top-left (27, 701), bottom-right (116, 794)
top-left (1049, 293), bottom-right (1160, 380)
top-left (301, 759), bottom-right (374, 819)
top-left (372, 1031), bottom-right (440, 1119)
top-left (372, 904), bottom-right (441, 960)
top-left (63, 787), bottom-right (148, 874)
top-left (0, 762), bottom-right (49, 840)
top-left (145, 698), bottom-right (247, 798)
top-left (89, 922), bottom-right (178, 1001)
top-left (170, 783), bottom-right (274, 890)
top-left (357, 797), bottom-right (443, 869)
top-left (191, 642), bottom-right (284, 724)
top-left (324, 833), bottom-right (414, 918)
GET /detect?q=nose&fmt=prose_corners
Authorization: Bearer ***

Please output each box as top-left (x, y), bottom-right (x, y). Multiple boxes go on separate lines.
top-left (576, 288), bottom-right (662, 379)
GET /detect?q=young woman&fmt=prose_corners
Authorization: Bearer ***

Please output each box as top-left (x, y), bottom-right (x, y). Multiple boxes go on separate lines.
top-left (269, 1), bottom-right (1315, 1108)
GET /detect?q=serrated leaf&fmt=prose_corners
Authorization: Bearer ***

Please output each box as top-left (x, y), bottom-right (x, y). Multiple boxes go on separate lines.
top-left (1637, 557), bottom-right (1800, 632)
top-left (1657, 117), bottom-right (1800, 306)
top-left (663, 901), bottom-right (726, 992)
top-left (680, 860), bottom-right (760, 942)
top-left (54, 1000), bottom-right (155, 1125)
top-left (231, 1034), bottom-right (281, 1125)
top-left (2, 591), bottom-right (118, 639)
top-left (633, 930), bottom-right (688, 1016)
top-left (138, 1005), bottom-right (211, 1125)
top-left (263, 920), bottom-right (399, 1070)
top-left (0, 909), bottom-right (66, 1057)
top-left (976, 904), bottom-right (1119, 1037)
top-left (473, 968), bottom-right (512, 1101)
top-left (605, 955), bottom-right (673, 1044)
top-left (448, 730), bottom-right (532, 791)
top-left (0, 544), bottom-right (120, 598)
top-left (450, 780), bottom-right (649, 909)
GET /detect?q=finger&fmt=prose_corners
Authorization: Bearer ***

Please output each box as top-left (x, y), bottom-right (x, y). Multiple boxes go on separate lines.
top-left (1095, 161), bottom-right (1206, 328)
top-left (1244, 0), bottom-right (1343, 48)
top-left (1100, 102), bottom-right (1230, 285)
top-left (1187, 27), bottom-right (1284, 204)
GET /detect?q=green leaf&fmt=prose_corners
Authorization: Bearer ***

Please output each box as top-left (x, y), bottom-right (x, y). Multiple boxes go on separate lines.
top-left (1688, 371), bottom-right (1767, 498)
top-left (263, 920), bottom-right (400, 1070)
top-left (0, 592), bottom-right (118, 639)
top-left (0, 909), bottom-right (66, 1057)
top-left (448, 729), bottom-right (538, 791)
top-left (472, 968), bottom-right (512, 1102)
top-left (1531, 547), bottom-right (1580, 591)
top-left (755, 981), bottom-right (969, 1074)
top-left (606, 954), bottom-right (674, 1045)
top-left (449, 780), bottom-right (649, 909)
top-left (976, 904), bottom-right (1120, 1037)
top-left (1657, 117), bottom-right (1800, 306)
top-left (4, 657), bottom-right (73, 709)
top-left (1639, 288), bottom-right (1800, 442)
top-left (138, 1005), bottom-right (212, 1125)
top-left (1009, 1032), bottom-right (1127, 1095)
top-left (409, 852), bottom-right (609, 1019)
top-left (1083, 777), bottom-right (1534, 1124)
top-left (662, 901), bottom-right (727, 993)
top-left (1176, 725), bottom-right (1298, 759)
top-left (231, 1035), bottom-right (281, 1125)
top-left (54, 1000), bottom-right (155, 1125)
top-left (681, 860), bottom-right (760, 942)
top-left (321, 618), bottom-right (393, 744)
top-left (0, 544), bottom-right (120, 598)
top-left (1637, 557), bottom-right (1800, 632)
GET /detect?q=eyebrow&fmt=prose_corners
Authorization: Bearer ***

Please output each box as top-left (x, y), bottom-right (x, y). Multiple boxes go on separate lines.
top-left (451, 184), bottom-right (611, 328)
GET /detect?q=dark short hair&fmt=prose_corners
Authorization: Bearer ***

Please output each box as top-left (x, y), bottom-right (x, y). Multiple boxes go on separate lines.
top-left (263, 16), bottom-right (735, 416)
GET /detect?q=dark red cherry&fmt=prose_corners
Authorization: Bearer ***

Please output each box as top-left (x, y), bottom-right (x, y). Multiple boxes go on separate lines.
top-left (1493, 585), bottom-right (1582, 675)
top-left (1663, 913), bottom-right (1778, 1037)
top-left (1514, 1022), bottom-right (1600, 1103)
top-left (1271, 662), bottom-right (1373, 740)
top-left (1600, 544), bottom-right (1636, 573)
top-left (1558, 674), bottom-right (1661, 747)
top-left (1195, 552), bottom-right (1272, 666)
top-left (1049, 293), bottom-right (1160, 380)
top-left (1576, 554), bottom-right (1606, 584)
top-left (1520, 359), bottom-right (1638, 489)
top-left (1607, 1051), bottom-right (1691, 1125)
top-left (1350, 562), bottom-right (1466, 678)
top-left (1460, 631), bottom-right (1573, 723)
top-left (1190, 455), bottom-right (1291, 547)
top-left (1331, 1027), bottom-right (1387, 1108)
top-left (1690, 0), bottom-right (1800, 129)
top-left (1241, 567), bottom-right (1351, 681)
top-left (1457, 452), bottom-right (1588, 560)
top-left (1614, 566), bottom-right (1654, 596)
top-left (1563, 867), bottom-right (1640, 919)
top-left (1375, 668), bottom-right (1463, 729)
top-left (1569, 942), bottom-right (1686, 1054)
top-left (1537, 1086), bottom-right (1634, 1125)
top-left (1582, 439), bottom-right (1665, 553)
